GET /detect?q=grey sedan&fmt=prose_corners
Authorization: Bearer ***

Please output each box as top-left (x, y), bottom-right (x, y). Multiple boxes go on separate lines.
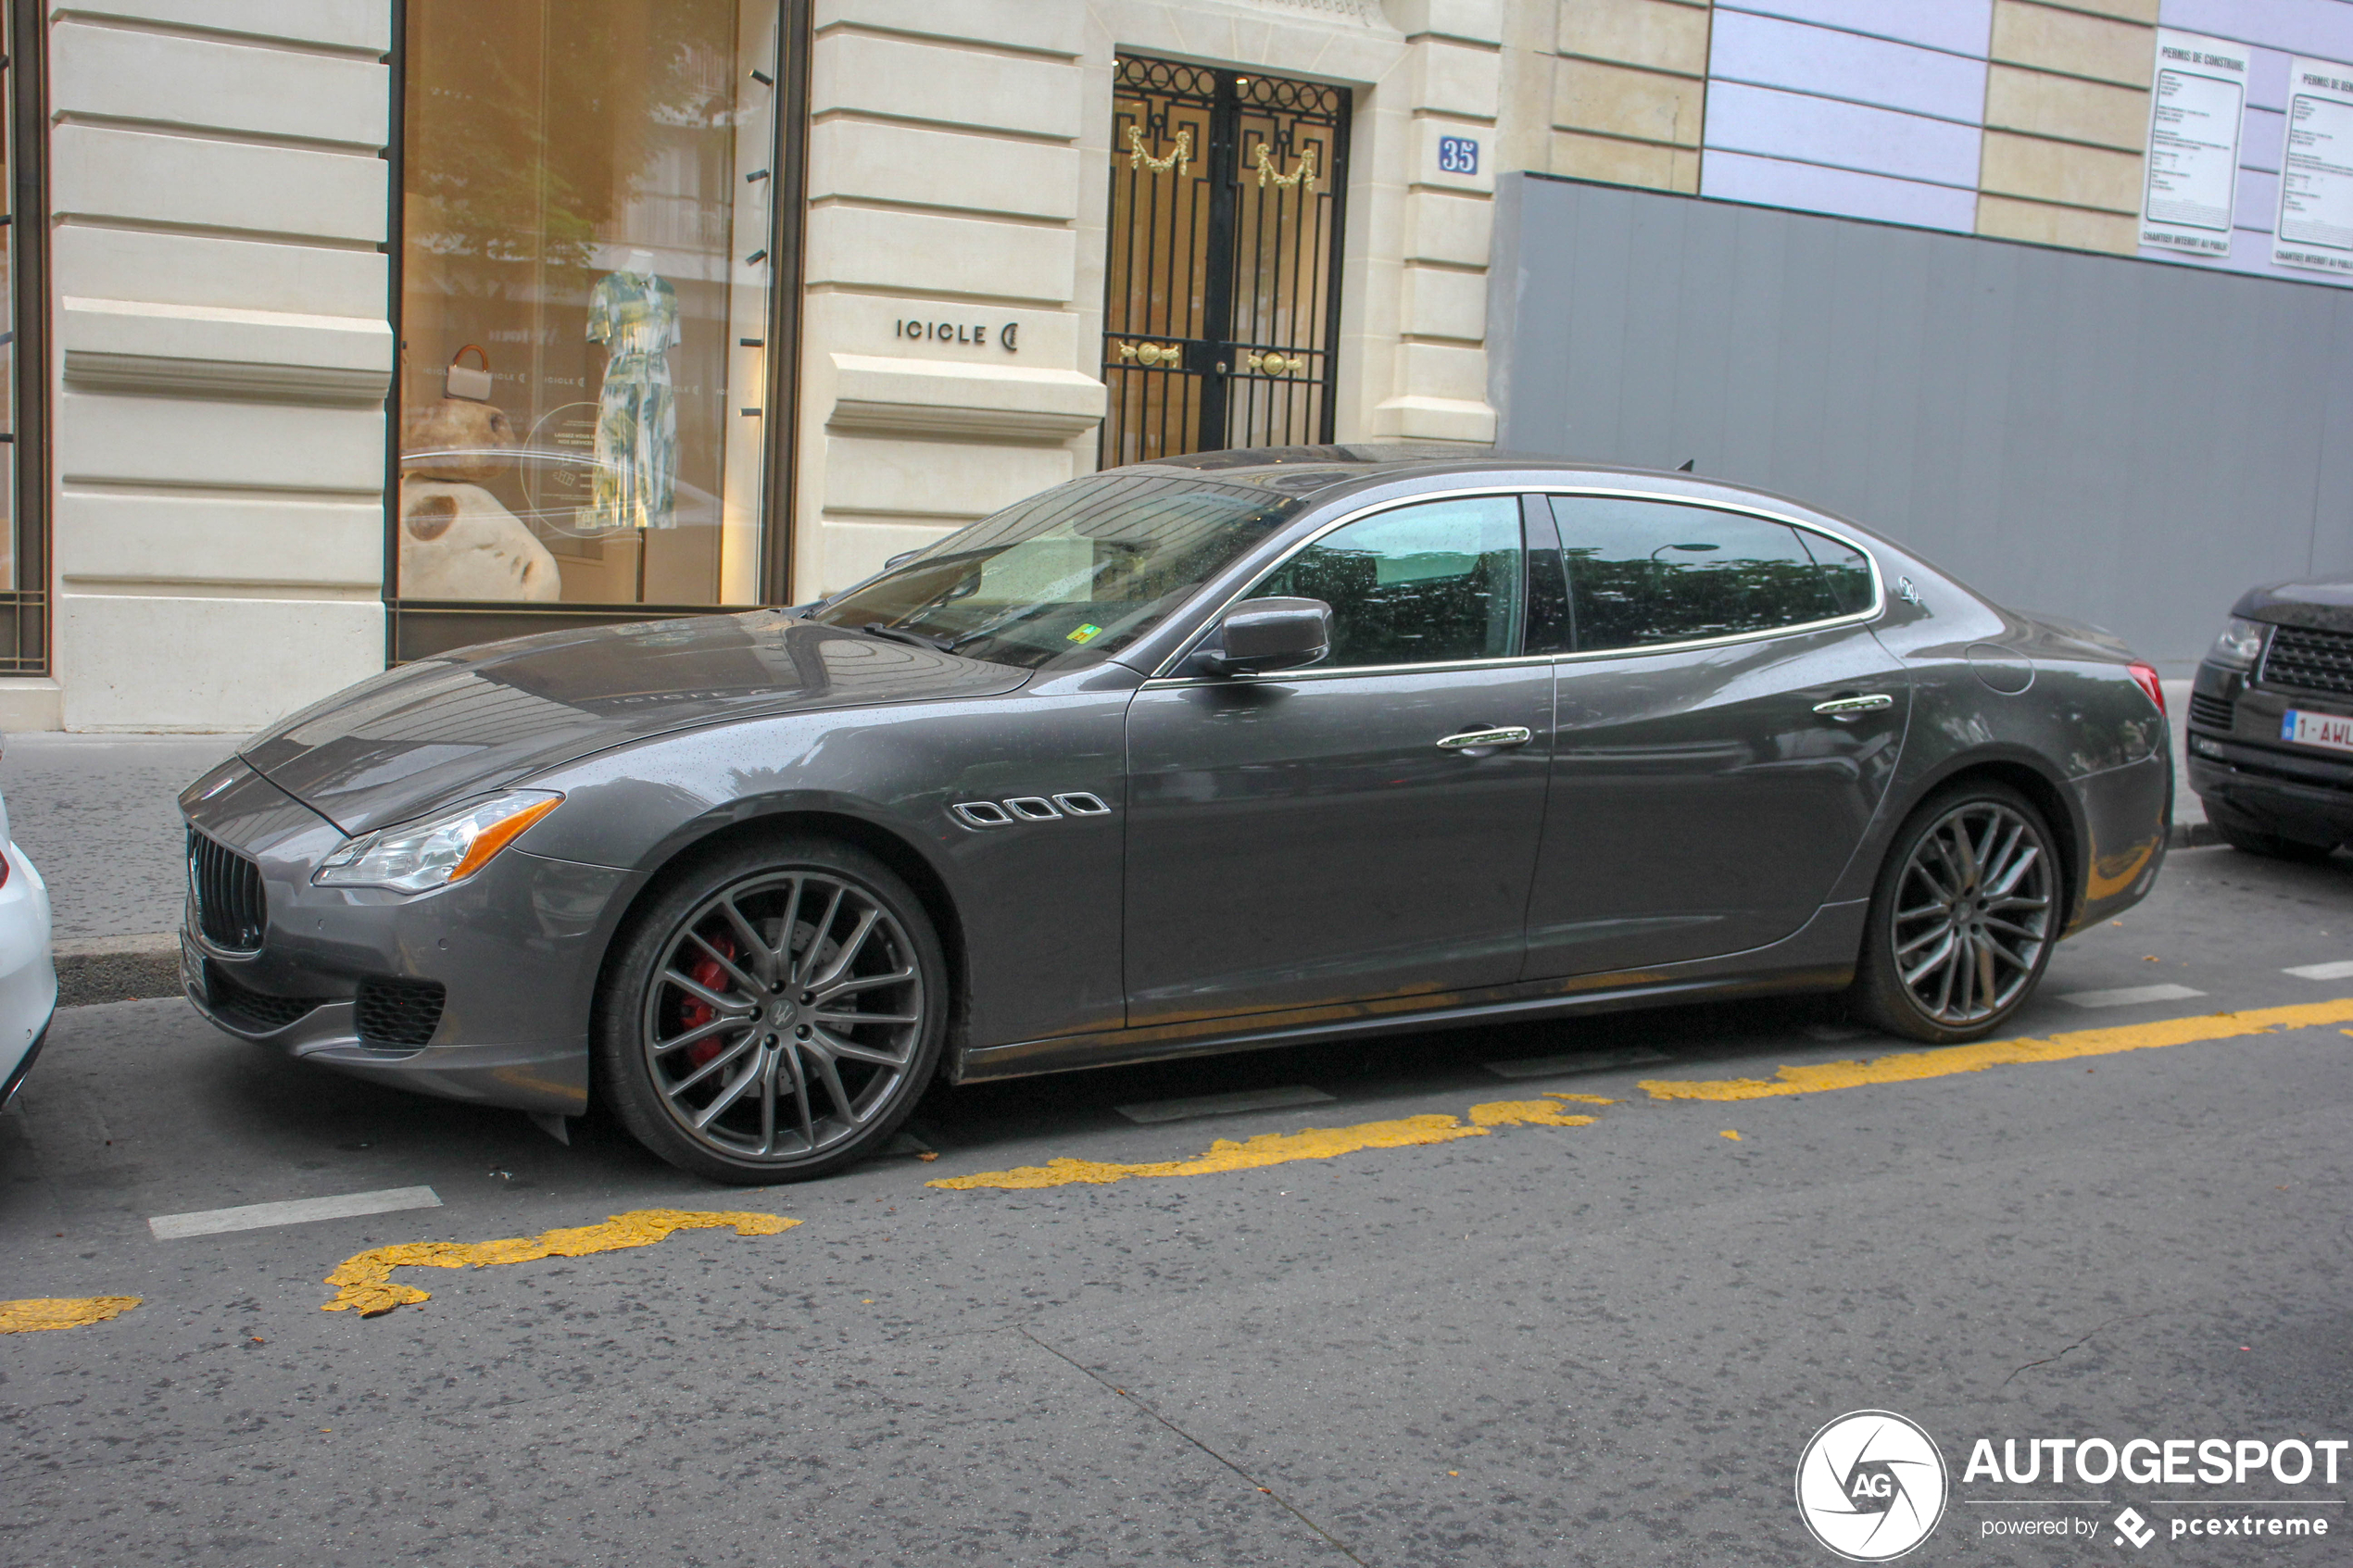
top-left (180, 448), bottom-right (2172, 1183)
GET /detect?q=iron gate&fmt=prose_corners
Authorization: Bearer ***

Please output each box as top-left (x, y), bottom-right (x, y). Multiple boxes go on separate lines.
top-left (1101, 56), bottom-right (1348, 467)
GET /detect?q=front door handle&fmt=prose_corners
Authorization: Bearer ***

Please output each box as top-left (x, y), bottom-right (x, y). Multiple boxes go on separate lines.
top-left (1811, 693), bottom-right (1894, 717)
top-left (1436, 726), bottom-right (1533, 752)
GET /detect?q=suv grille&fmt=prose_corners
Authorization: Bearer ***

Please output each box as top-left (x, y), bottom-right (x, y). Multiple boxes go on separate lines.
top-left (188, 830), bottom-right (267, 951)
top-left (2260, 624), bottom-right (2353, 697)
top-left (202, 960), bottom-right (318, 1033)
top-left (2187, 691), bottom-right (2233, 731)
top-left (356, 978), bottom-right (446, 1048)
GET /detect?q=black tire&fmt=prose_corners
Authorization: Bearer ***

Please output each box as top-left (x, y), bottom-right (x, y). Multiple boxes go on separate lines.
top-left (595, 834), bottom-right (949, 1185)
top-left (1851, 781), bottom-right (2060, 1044)
top-left (2204, 800), bottom-right (2337, 864)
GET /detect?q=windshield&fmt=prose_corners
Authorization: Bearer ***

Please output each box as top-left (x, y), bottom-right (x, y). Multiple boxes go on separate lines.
top-left (812, 471), bottom-right (1305, 670)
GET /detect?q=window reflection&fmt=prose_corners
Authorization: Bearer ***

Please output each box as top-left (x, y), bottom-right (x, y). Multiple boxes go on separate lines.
top-left (397, 0), bottom-right (781, 606)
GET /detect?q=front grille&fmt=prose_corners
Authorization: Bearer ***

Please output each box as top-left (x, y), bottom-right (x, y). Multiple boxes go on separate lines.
top-left (188, 830), bottom-right (267, 951)
top-left (2187, 691), bottom-right (2234, 731)
top-left (2260, 624), bottom-right (2353, 697)
top-left (356, 977), bottom-right (446, 1048)
top-left (202, 960), bottom-right (318, 1033)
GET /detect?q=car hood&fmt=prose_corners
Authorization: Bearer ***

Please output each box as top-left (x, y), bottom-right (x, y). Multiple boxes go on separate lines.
top-left (236, 612), bottom-right (1030, 834)
top-left (2234, 579), bottom-right (2353, 635)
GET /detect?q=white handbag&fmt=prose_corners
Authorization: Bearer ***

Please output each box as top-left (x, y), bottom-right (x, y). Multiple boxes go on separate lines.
top-left (445, 344), bottom-right (494, 402)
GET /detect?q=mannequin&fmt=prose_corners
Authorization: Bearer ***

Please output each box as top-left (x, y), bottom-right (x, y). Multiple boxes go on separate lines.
top-left (583, 246), bottom-right (680, 532)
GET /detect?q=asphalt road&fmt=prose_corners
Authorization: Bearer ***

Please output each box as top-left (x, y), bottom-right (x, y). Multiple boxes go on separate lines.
top-left (5, 843), bottom-right (2350, 1566)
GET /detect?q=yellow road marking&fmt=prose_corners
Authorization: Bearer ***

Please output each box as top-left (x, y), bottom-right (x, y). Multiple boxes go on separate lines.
top-left (0, 1297), bottom-right (141, 1334)
top-left (1637, 998), bottom-right (2353, 1104)
top-left (321, 1210), bottom-right (796, 1318)
top-left (927, 1098), bottom-right (1596, 1191)
top-left (1720, 1130), bottom-right (1742, 1140)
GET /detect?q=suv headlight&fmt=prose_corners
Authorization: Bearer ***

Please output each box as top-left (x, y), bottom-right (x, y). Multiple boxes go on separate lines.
top-left (2206, 617), bottom-right (2267, 671)
top-left (312, 790), bottom-right (563, 894)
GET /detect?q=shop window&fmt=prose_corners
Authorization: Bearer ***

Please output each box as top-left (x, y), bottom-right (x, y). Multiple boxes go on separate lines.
top-left (0, 0), bottom-right (47, 671)
top-left (392, 0), bottom-right (803, 658)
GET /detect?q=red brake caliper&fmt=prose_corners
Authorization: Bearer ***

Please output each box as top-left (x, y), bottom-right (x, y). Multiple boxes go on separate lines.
top-left (677, 932), bottom-right (738, 1069)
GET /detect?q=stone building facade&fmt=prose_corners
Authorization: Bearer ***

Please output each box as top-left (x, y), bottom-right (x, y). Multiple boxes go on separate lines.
top-left (1, 0), bottom-right (2346, 729)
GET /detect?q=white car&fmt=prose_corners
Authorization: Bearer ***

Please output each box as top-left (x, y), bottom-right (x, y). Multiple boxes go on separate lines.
top-left (0, 779), bottom-right (55, 1108)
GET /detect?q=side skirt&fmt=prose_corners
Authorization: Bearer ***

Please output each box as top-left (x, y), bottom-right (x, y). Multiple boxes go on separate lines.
top-left (953, 899), bottom-right (1868, 1085)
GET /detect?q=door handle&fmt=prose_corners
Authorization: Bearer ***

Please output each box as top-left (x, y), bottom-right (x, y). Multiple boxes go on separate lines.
top-left (1436, 726), bottom-right (1533, 751)
top-left (1811, 694), bottom-right (1894, 716)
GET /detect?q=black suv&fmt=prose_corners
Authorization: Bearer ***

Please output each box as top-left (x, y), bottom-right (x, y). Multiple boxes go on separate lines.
top-left (2186, 581), bottom-right (2353, 860)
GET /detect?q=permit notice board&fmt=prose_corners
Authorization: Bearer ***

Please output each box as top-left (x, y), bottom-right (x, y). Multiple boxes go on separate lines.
top-left (2140, 30), bottom-right (2249, 257)
top-left (2275, 57), bottom-right (2353, 277)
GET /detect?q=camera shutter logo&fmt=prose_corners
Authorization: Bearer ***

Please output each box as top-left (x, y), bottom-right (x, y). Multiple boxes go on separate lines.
top-left (1794, 1411), bottom-right (1948, 1561)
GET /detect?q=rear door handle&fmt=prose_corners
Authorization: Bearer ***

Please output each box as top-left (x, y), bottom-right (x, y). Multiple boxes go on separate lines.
top-left (1436, 726), bottom-right (1533, 751)
top-left (1811, 694), bottom-right (1894, 716)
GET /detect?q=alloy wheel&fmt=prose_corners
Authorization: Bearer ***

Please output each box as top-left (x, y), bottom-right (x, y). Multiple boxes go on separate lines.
top-left (1889, 800), bottom-right (2053, 1027)
top-left (641, 870), bottom-right (926, 1165)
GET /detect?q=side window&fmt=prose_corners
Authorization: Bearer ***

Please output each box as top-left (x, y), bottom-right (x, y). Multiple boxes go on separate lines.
top-left (1252, 495), bottom-right (1525, 668)
top-left (1547, 497), bottom-right (1846, 652)
top-left (1796, 530), bottom-right (1875, 615)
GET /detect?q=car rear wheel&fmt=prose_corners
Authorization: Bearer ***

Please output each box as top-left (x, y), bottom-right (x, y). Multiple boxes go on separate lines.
top-left (595, 835), bottom-right (948, 1185)
top-left (1851, 783), bottom-right (2058, 1044)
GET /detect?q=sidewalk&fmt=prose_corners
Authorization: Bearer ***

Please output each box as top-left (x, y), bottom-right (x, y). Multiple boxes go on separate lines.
top-left (2, 690), bottom-right (2213, 1007)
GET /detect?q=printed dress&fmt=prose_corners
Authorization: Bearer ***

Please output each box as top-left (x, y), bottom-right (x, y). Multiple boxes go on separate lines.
top-left (584, 269), bottom-right (680, 531)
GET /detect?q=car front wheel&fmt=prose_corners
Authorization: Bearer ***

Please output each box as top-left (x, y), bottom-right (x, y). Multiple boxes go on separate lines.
top-left (1851, 782), bottom-right (2058, 1044)
top-left (596, 835), bottom-right (948, 1184)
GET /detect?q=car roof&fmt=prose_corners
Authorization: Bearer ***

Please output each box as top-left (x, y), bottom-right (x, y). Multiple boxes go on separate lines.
top-left (1125, 444), bottom-right (1844, 524)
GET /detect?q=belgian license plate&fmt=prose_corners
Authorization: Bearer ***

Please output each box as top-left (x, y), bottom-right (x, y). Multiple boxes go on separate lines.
top-left (2282, 709), bottom-right (2353, 753)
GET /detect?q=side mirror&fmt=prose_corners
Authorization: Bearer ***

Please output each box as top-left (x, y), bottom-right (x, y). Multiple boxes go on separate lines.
top-left (1198, 596), bottom-right (1331, 676)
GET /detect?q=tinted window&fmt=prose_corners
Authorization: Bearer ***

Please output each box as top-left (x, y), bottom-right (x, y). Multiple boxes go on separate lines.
top-left (1548, 497), bottom-right (1843, 652)
top-left (1252, 495), bottom-right (1525, 668)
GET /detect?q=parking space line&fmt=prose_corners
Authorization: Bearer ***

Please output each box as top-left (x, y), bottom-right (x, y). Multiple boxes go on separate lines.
top-left (0, 1297), bottom-right (141, 1335)
top-left (2059, 983), bottom-right (2207, 1009)
top-left (1636, 997), bottom-right (2353, 1103)
top-left (2284, 960), bottom-right (2353, 981)
top-left (1483, 1047), bottom-right (1669, 1080)
top-left (149, 1185), bottom-right (443, 1241)
top-left (1115, 1085), bottom-right (1335, 1124)
top-left (322, 1209), bottom-right (797, 1317)
top-left (931, 1096), bottom-right (1602, 1191)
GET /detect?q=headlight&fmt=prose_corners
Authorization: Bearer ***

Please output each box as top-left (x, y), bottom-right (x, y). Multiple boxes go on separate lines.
top-left (312, 790), bottom-right (563, 894)
top-left (2207, 617), bottom-right (2268, 670)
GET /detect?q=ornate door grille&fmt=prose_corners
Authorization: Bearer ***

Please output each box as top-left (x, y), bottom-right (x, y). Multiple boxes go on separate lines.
top-left (1101, 56), bottom-right (1348, 467)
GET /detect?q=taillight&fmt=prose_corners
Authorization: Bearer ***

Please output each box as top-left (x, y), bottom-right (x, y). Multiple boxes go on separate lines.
top-left (2127, 662), bottom-right (2165, 717)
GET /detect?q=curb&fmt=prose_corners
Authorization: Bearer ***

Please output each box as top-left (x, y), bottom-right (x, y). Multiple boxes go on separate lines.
top-left (54, 932), bottom-right (180, 1009)
top-left (48, 823), bottom-right (2226, 1011)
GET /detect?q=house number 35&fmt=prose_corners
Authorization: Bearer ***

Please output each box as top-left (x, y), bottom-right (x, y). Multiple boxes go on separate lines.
top-left (1437, 135), bottom-right (1479, 175)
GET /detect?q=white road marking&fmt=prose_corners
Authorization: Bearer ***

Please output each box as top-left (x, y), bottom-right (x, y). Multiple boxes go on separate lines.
top-left (2284, 960), bottom-right (2353, 981)
top-left (1483, 1047), bottom-right (1670, 1080)
top-left (148, 1185), bottom-right (443, 1240)
top-left (1115, 1085), bottom-right (1336, 1125)
top-left (2058, 983), bottom-right (2207, 1010)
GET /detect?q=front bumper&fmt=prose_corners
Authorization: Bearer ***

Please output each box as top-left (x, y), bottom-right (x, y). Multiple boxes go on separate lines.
top-left (181, 760), bottom-right (642, 1116)
top-left (2184, 661), bottom-right (2353, 843)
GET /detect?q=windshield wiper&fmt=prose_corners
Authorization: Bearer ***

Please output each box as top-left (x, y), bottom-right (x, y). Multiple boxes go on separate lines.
top-left (861, 622), bottom-right (954, 653)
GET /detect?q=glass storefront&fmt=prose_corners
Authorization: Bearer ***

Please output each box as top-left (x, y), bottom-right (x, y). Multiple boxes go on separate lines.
top-left (396, 0), bottom-right (795, 623)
